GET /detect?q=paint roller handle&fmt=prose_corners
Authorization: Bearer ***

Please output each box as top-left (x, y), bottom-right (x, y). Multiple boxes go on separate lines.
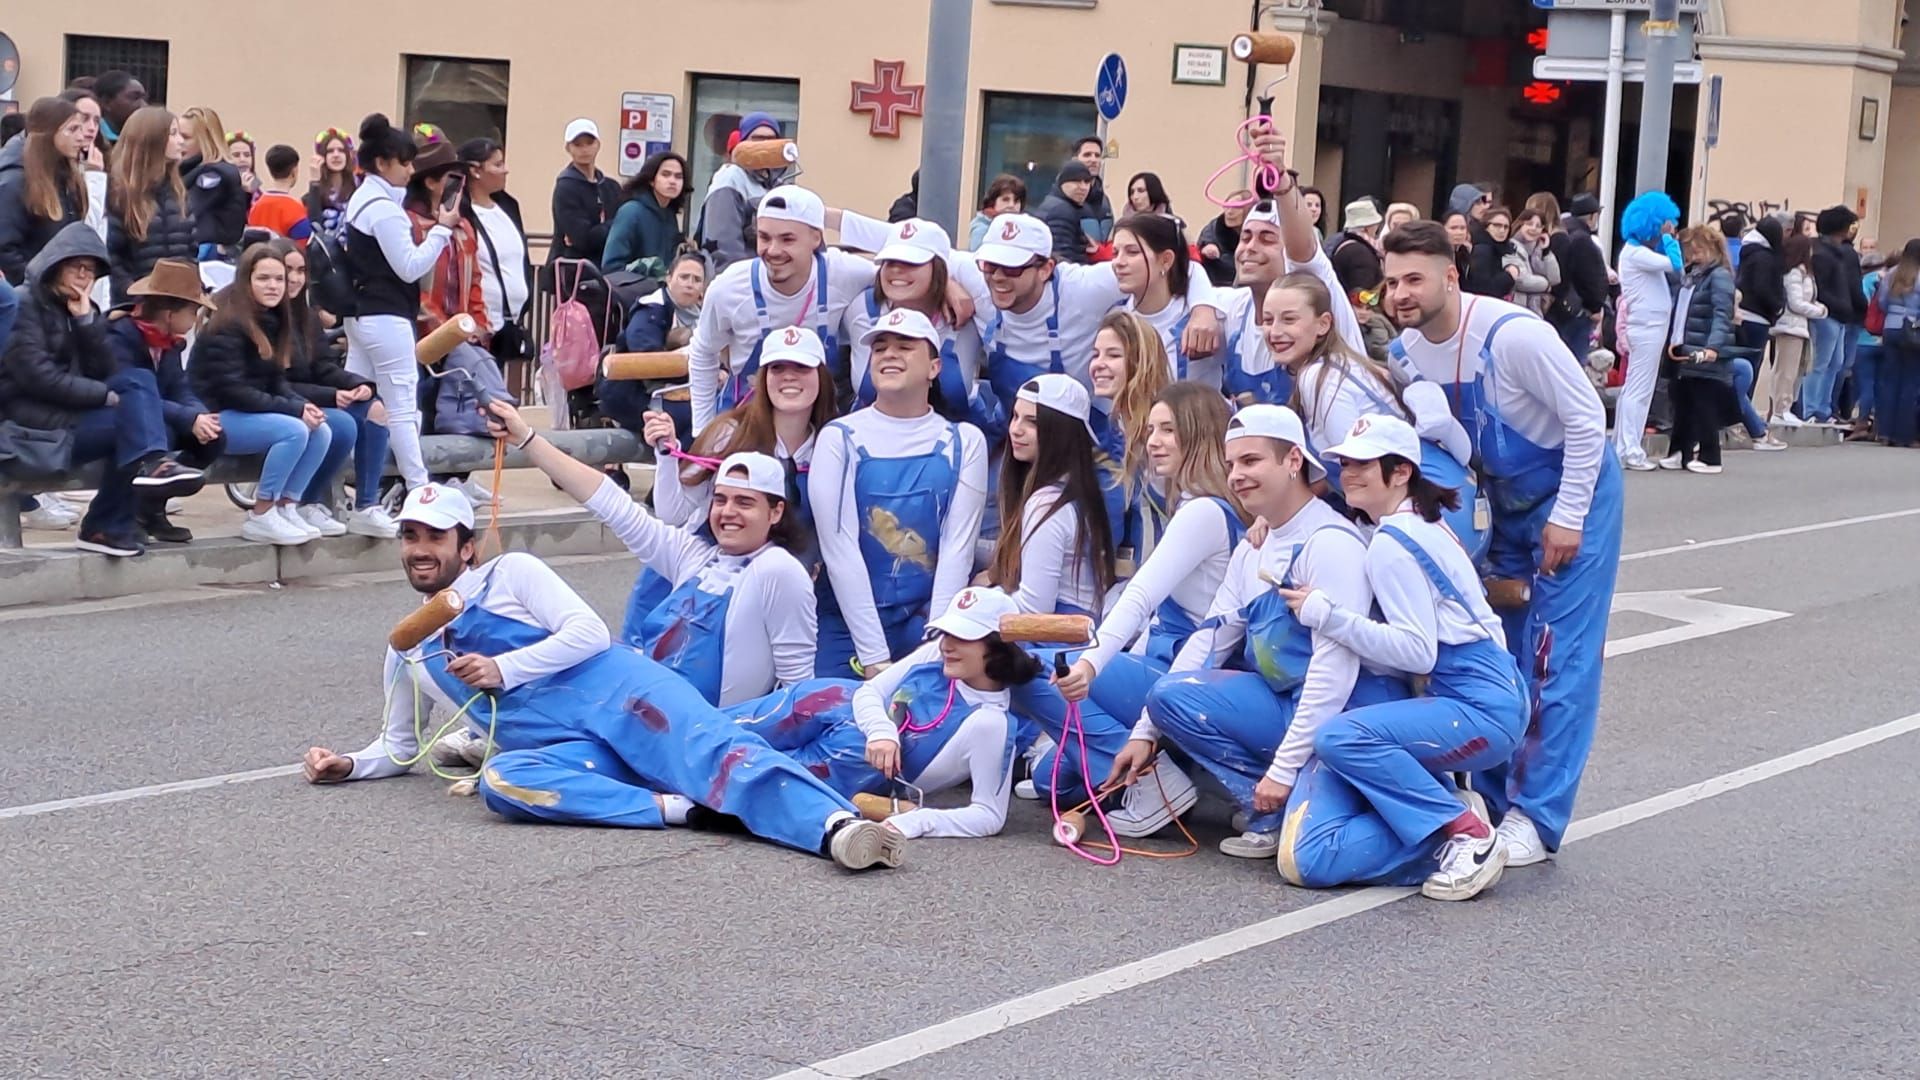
top-left (640, 410), bottom-right (680, 457)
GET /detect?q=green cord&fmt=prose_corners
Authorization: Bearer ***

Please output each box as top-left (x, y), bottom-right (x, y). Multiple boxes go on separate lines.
top-left (378, 655), bottom-right (503, 783)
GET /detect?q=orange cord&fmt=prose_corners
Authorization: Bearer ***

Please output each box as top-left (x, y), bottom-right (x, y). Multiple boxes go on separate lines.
top-left (479, 436), bottom-right (505, 560)
top-left (1060, 766), bottom-right (1201, 860)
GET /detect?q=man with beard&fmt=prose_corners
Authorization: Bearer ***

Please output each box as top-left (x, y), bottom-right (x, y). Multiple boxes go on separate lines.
top-left (299, 483), bottom-right (906, 871)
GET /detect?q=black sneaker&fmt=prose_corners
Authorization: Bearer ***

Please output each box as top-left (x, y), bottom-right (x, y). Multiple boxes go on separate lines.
top-left (130, 455), bottom-right (206, 498)
top-left (139, 508), bottom-right (193, 544)
top-left (75, 530), bottom-right (146, 558)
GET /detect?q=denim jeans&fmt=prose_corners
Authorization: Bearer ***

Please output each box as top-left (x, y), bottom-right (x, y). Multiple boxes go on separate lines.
top-left (0, 278), bottom-right (18, 357)
top-left (69, 367), bottom-right (172, 534)
top-left (303, 401), bottom-right (391, 507)
top-left (1879, 339), bottom-right (1920, 446)
top-left (1804, 317), bottom-right (1846, 420)
top-left (218, 410), bottom-right (332, 503)
top-left (1853, 342), bottom-right (1883, 424)
top-left (1727, 357), bottom-right (1769, 438)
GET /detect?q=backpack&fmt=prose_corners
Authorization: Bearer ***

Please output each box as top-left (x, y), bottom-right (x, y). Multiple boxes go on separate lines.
top-left (307, 201), bottom-right (369, 319)
top-left (542, 259), bottom-right (604, 393)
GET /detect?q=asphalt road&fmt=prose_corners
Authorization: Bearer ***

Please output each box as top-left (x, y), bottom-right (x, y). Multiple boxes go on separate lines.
top-left (5, 444), bottom-right (1918, 1079)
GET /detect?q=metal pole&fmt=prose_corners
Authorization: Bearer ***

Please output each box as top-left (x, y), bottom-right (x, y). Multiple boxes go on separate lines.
top-left (1634, 0), bottom-right (1682, 200)
top-left (1598, 9), bottom-right (1626, 254)
top-left (916, 0), bottom-right (973, 237)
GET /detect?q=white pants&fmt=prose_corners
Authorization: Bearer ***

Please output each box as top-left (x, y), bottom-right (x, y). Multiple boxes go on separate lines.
top-left (1614, 324), bottom-right (1666, 463)
top-left (346, 314), bottom-right (429, 489)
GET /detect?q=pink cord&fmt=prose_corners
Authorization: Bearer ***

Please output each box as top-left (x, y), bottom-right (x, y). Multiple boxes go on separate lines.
top-left (656, 440), bottom-right (725, 470)
top-left (1202, 117), bottom-right (1283, 211)
top-left (898, 680), bottom-right (956, 734)
top-left (1048, 699), bottom-right (1123, 866)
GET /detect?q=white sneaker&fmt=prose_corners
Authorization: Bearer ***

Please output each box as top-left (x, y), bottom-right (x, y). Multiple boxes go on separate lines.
top-left (431, 728), bottom-right (490, 769)
top-left (1622, 456), bottom-right (1658, 472)
top-left (452, 478), bottom-right (502, 509)
top-left (166, 498), bottom-right (185, 515)
top-left (1013, 779), bottom-right (1040, 801)
top-left (1752, 435), bottom-right (1789, 452)
top-left (1684, 460), bottom-right (1723, 475)
top-left (1424, 829), bottom-right (1507, 901)
top-left (1655, 454), bottom-right (1684, 470)
top-left (1773, 410), bottom-right (1805, 428)
top-left (275, 504), bottom-right (322, 540)
top-left (1105, 755), bottom-right (1199, 839)
top-left (240, 509), bottom-right (310, 545)
top-left (296, 503), bottom-right (348, 537)
top-left (22, 497), bottom-right (79, 530)
top-left (346, 505), bottom-right (400, 539)
top-left (1496, 808), bottom-right (1551, 867)
top-left (1219, 830), bottom-right (1280, 859)
top-left (829, 818), bottom-right (905, 871)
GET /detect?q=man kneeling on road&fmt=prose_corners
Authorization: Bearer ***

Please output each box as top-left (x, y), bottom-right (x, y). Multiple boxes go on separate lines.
top-left (299, 483), bottom-right (905, 871)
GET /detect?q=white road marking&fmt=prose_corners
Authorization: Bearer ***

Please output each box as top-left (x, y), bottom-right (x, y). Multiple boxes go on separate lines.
top-left (0, 765), bottom-right (301, 821)
top-left (765, 710), bottom-right (1920, 1080)
top-left (1621, 506), bottom-right (1920, 562)
top-left (1605, 588), bottom-right (1791, 658)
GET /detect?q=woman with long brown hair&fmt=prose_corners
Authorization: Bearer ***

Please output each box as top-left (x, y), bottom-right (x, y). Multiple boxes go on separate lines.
top-left (303, 127), bottom-right (359, 241)
top-left (1871, 238), bottom-right (1920, 447)
top-left (987, 373), bottom-right (1116, 619)
top-left (189, 245), bottom-right (345, 545)
top-left (105, 106), bottom-right (195, 303)
top-left (0, 97), bottom-right (91, 282)
top-left (179, 106), bottom-right (250, 259)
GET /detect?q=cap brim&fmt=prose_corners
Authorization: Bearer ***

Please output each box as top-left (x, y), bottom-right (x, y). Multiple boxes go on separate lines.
top-left (926, 613), bottom-right (994, 641)
top-left (760, 349), bottom-right (824, 368)
top-left (975, 243), bottom-right (1040, 268)
top-left (876, 244), bottom-right (940, 266)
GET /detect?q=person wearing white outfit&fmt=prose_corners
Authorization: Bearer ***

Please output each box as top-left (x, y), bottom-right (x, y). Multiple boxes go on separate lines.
top-left (1612, 193), bottom-right (1684, 470)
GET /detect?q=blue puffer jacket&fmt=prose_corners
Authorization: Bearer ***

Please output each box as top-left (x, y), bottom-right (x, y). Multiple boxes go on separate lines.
top-left (1670, 262), bottom-right (1740, 382)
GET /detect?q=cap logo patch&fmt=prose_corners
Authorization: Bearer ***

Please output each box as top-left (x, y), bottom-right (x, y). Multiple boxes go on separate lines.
top-left (1351, 417), bottom-right (1372, 436)
top-left (419, 487), bottom-right (438, 503)
top-left (889, 311), bottom-right (906, 325)
top-left (782, 328), bottom-right (802, 347)
top-left (1001, 220), bottom-right (1020, 241)
top-left (900, 222), bottom-right (918, 239)
top-left (956, 589), bottom-right (978, 609)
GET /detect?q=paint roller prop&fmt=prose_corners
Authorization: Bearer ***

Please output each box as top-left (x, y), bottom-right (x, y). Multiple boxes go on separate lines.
top-left (731, 138), bottom-right (801, 174)
top-left (600, 352), bottom-right (690, 381)
top-left (993, 615), bottom-right (1199, 862)
top-left (379, 588), bottom-right (502, 794)
top-left (390, 589), bottom-right (465, 651)
top-left (1204, 32), bottom-right (1300, 209)
top-left (416, 315), bottom-right (477, 366)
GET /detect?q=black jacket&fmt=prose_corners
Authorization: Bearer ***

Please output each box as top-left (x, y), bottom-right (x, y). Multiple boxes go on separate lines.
top-left (1462, 223), bottom-right (1516, 297)
top-left (1668, 263), bottom-right (1741, 383)
top-left (1197, 214), bottom-right (1240, 287)
top-left (181, 155), bottom-right (249, 249)
top-left (1811, 236), bottom-right (1864, 325)
top-left (103, 315), bottom-right (209, 429)
top-left (1734, 218), bottom-right (1787, 325)
top-left (1559, 219), bottom-right (1611, 319)
top-left (188, 309), bottom-right (309, 417)
top-left (0, 179), bottom-right (85, 283)
top-left (106, 180), bottom-right (198, 304)
top-left (0, 225), bottom-right (116, 430)
top-left (1037, 185), bottom-right (1091, 265)
top-left (283, 320), bottom-right (375, 407)
top-left (1328, 231), bottom-right (1383, 294)
top-left (549, 165), bottom-right (622, 266)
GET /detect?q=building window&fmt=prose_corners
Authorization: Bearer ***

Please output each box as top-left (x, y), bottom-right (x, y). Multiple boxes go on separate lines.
top-left (64, 35), bottom-right (169, 105)
top-left (977, 92), bottom-right (1098, 213)
top-left (403, 55), bottom-right (510, 144)
top-left (688, 75), bottom-right (801, 226)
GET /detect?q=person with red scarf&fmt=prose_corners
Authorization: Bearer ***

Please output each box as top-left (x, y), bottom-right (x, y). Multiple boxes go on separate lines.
top-left (102, 257), bottom-right (225, 543)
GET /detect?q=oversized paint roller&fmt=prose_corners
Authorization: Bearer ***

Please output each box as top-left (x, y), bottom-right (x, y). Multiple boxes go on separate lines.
top-left (1230, 31), bottom-right (1298, 118)
top-left (732, 138), bottom-right (800, 173)
top-left (389, 589), bottom-right (465, 651)
top-left (601, 352), bottom-right (690, 381)
top-left (851, 792), bottom-right (918, 822)
top-left (1484, 577), bottom-right (1532, 612)
top-left (995, 613), bottom-right (1095, 647)
top-left (417, 315), bottom-right (477, 366)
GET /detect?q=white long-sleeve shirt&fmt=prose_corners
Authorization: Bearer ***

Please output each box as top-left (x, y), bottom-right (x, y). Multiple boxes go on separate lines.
top-left (346, 174), bottom-right (450, 285)
top-left (1389, 296), bottom-right (1608, 531)
top-left (1006, 483), bottom-right (1103, 617)
top-left (1617, 241), bottom-right (1678, 332)
top-left (651, 419), bottom-right (816, 529)
top-left (1083, 493), bottom-right (1238, 673)
top-left (688, 247), bottom-right (875, 431)
top-left (837, 211), bottom-right (996, 386)
top-left (809, 407), bottom-right (989, 667)
top-left (1296, 360), bottom-right (1472, 469)
top-left (584, 478), bottom-right (815, 705)
top-left (852, 641), bottom-right (1014, 839)
top-left (348, 553), bottom-right (611, 780)
top-left (1297, 505), bottom-right (1505, 675)
top-left (1130, 499), bottom-right (1374, 788)
top-left (1212, 286), bottom-right (1280, 392)
top-left (970, 260), bottom-right (1222, 392)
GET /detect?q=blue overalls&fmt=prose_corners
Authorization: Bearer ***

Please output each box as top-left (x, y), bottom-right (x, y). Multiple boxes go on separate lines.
top-left (1143, 528), bottom-right (1407, 835)
top-left (815, 421), bottom-right (966, 676)
top-left (1118, 299), bottom-right (1195, 381)
top-left (633, 554), bottom-right (737, 706)
top-left (1436, 310), bottom-right (1624, 851)
top-left (1317, 355), bottom-right (1492, 565)
top-left (423, 571), bottom-right (859, 853)
top-left (1221, 315), bottom-right (1293, 408)
top-left (983, 279), bottom-right (1065, 414)
top-left (1278, 524), bottom-right (1529, 888)
top-left (718, 252), bottom-right (838, 415)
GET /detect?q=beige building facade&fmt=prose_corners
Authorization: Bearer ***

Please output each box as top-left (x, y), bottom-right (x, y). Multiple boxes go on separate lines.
top-left (4, 0), bottom-right (1915, 246)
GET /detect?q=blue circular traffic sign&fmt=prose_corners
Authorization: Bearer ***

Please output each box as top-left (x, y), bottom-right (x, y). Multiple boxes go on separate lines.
top-left (1096, 53), bottom-right (1127, 122)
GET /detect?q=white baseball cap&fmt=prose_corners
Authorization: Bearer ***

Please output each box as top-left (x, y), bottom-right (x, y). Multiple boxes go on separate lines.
top-left (974, 213), bottom-right (1053, 269)
top-left (713, 451), bottom-right (789, 500)
top-left (877, 218), bottom-right (952, 266)
top-left (760, 325), bottom-right (826, 368)
top-left (398, 482), bottom-right (476, 531)
top-left (860, 307), bottom-right (943, 349)
top-left (758, 185), bottom-right (825, 231)
top-left (1017, 372), bottom-right (1098, 441)
top-left (563, 118), bottom-right (600, 144)
top-left (1321, 413), bottom-right (1421, 469)
top-left (1225, 404), bottom-right (1326, 483)
top-left (1242, 199), bottom-right (1282, 231)
top-left (926, 586), bottom-right (1021, 642)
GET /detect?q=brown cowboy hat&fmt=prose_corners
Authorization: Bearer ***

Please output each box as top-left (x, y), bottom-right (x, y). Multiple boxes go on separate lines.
top-left (127, 259), bottom-right (215, 309)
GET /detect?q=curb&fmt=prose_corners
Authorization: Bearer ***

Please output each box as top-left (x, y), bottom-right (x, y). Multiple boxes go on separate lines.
top-left (0, 509), bottom-right (625, 610)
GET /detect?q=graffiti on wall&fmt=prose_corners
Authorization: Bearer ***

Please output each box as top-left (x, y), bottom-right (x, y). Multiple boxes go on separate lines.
top-left (1707, 197), bottom-right (1818, 234)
